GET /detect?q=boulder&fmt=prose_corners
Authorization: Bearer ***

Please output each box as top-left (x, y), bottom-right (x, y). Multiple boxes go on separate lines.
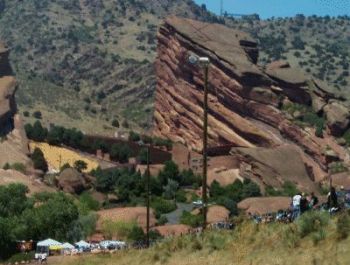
top-left (265, 60), bottom-right (307, 86)
top-left (311, 94), bottom-right (326, 114)
top-left (238, 197), bottom-right (291, 215)
top-left (324, 101), bottom-right (350, 136)
top-left (192, 205), bottom-right (230, 224)
top-left (230, 145), bottom-right (320, 193)
top-left (57, 168), bottom-right (88, 194)
top-left (323, 148), bottom-right (340, 164)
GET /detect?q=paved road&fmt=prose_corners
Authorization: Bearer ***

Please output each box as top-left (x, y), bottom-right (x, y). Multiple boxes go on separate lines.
top-left (165, 203), bottom-right (194, 224)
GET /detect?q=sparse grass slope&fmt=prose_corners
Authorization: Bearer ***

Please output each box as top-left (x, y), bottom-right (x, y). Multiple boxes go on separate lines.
top-left (51, 214), bottom-right (350, 265)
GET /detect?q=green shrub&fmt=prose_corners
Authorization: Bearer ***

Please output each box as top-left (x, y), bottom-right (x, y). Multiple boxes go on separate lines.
top-left (101, 220), bottom-right (144, 242)
top-left (180, 211), bottom-right (202, 227)
top-left (2, 163), bottom-right (10, 170)
top-left (111, 119), bottom-right (120, 128)
top-left (329, 162), bottom-right (348, 174)
top-left (283, 225), bottom-right (300, 248)
top-left (31, 147), bottom-right (48, 172)
top-left (79, 192), bottom-right (100, 213)
top-left (336, 213), bottom-right (350, 240)
top-left (157, 215), bottom-right (168, 226)
top-left (60, 163), bottom-right (71, 172)
top-left (342, 129), bottom-right (350, 145)
top-left (110, 143), bottom-right (132, 163)
top-left (311, 229), bottom-right (326, 245)
top-left (281, 181), bottom-right (300, 197)
top-left (191, 237), bottom-right (203, 251)
top-left (204, 232), bottom-right (227, 251)
top-left (74, 160), bottom-right (87, 172)
top-left (151, 197), bottom-right (177, 216)
top-left (10, 163), bottom-right (26, 173)
top-left (33, 110), bottom-right (42, 119)
top-left (175, 190), bottom-right (187, 203)
top-left (297, 211), bottom-right (329, 238)
top-left (7, 251), bottom-right (35, 263)
top-left (128, 131), bottom-right (141, 142)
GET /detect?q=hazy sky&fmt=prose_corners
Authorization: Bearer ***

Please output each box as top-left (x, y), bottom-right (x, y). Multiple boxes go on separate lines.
top-left (194, 0), bottom-right (350, 18)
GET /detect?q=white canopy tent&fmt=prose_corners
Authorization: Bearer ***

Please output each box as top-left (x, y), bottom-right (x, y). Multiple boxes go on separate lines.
top-left (100, 240), bottom-right (127, 249)
top-left (36, 239), bottom-right (62, 254)
top-left (75, 240), bottom-right (90, 249)
top-left (62, 243), bottom-right (75, 250)
top-left (37, 238), bottom-right (62, 247)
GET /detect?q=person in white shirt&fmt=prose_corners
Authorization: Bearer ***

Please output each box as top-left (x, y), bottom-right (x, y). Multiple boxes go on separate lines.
top-left (292, 193), bottom-right (302, 220)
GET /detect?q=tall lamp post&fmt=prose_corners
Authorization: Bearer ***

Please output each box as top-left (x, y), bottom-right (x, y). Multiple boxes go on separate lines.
top-left (189, 54), bottom-right (210, 230)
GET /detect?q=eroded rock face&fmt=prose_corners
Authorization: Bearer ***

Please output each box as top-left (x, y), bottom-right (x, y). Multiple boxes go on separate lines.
top-left (230, 145), bottom-right (320, 193)
top-left (153, 17), bottom-right (349, 183)
top-left (0, 43), bottom-right (16, 134)
top-left (0, 42), bottom-right (29, 167)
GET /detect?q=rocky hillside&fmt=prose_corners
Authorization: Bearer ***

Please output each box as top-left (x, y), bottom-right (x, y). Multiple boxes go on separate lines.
top-left (225, 15), bottom-right (350, 94)
top-left (0, 1), bottom-right (348, 133)
top-left (0, 0), bottom-right (218, 133)
top-left (154, 17), bottom-right (350, 191)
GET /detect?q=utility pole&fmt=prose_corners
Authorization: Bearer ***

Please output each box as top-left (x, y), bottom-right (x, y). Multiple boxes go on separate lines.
top-left (146, 145), bottom-right (150, 248)
top-left (202, 64), bottom-right (209, 231)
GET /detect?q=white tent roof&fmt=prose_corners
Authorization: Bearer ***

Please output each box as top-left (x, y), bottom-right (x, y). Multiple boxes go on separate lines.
top-left (37, 239), bottom-right (62, 247)
top-left (75, 240), bottom-right (90, 248)
top-left (100, 240), bottom-right (126, 247)
top-left (62, 243), bottom-right (75, 249)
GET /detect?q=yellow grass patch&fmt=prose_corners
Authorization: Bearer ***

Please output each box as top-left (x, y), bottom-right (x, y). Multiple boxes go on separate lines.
top-left (29, 142), bottom-right (99, 173)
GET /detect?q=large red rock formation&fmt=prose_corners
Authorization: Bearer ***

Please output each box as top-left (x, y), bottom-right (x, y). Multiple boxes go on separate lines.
top-left (0, 43), bottom-right (16, 133)
top-left (154, 17), bottom-right (349, 184)
top-left (0, 42), bottom-right (29, 167)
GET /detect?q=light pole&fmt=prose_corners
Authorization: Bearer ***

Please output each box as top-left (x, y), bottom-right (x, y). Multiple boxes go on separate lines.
top-left (189, 54), bottom-right (210, 230)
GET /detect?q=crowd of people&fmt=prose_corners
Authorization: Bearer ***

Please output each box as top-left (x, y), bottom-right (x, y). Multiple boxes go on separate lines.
top-left (250, 186), bottom-right (350, 224)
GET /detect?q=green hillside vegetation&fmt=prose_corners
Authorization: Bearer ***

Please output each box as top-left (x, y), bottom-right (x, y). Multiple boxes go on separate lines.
top-left (0, 1), bottom-right (348, 132)
top-left (0, 0), bottom-right (218, 132)
top-left (51, 211), bottom-right (350, 265)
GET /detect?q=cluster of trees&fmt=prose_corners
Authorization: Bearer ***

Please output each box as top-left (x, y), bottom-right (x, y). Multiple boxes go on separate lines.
top-left (210, 179), bottom-right (261, 216)
top-left (0, 184), bottom-right (97, 260)
top-left (128, 130), bottom-right (173, 150)
top-left (24, 122), bottom-right (172, 164)
top-left (91, 161), bottom-right (200, 218)
top-left (180, 179), bottom-right (261, 228)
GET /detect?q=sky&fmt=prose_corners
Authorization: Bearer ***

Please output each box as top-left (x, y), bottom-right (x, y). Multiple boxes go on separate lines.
top-left (194, 0), bottom-right (350, 19)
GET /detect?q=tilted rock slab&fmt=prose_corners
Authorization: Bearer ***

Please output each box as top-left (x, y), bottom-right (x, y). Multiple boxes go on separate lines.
top-left (154, 17), bottom-right (349, 183)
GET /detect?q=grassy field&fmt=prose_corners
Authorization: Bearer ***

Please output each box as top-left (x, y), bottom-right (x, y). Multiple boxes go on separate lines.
top-left (29, 142), bottom-right (99, 173)
top-left (49, 214), bottom-right (350, 265)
